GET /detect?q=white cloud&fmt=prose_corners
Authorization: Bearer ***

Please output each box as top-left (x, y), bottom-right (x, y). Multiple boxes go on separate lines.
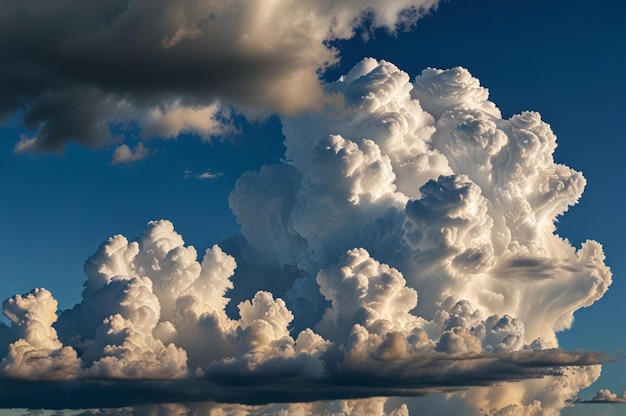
top-left (227, 58), bottom-right (611, 413)
top-left (143, 102), bottom-right (234, 140)
top-left (184, 169), bottom-right (223, 180)
top-left (0, 289), bottom-right (81, 380)
top-left (111, 143), bottom-right (151, 165)
top-left (315, 248), bottom-right (420, 344)
top-left (579, 388), bottom-right (626, 404)
top-left (0, 59), bottom-right (612, 415)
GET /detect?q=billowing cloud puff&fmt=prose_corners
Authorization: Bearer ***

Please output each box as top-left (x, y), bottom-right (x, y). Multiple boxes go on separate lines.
top-left (1, 0), bottom-right (440, 153)
top-left (0, 59), bottom-right (612, 415)
top-left (315, 248), bottom-right (421, 344)
top-left (83, 313), bottom-right (188, 379)
top-left (579, 388), bottom-right (626, 404)
top-left (1, 289), bottom-right (80, 380)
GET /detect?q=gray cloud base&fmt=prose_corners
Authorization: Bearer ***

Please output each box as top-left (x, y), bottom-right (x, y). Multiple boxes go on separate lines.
top-left (0, 349), bottom-right (605, 410)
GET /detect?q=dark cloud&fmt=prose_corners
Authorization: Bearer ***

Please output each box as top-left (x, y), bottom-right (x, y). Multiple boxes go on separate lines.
top-left (0, 349), bottom-right (604, 410)
top-left (0, 0), bottom-right (440, 153)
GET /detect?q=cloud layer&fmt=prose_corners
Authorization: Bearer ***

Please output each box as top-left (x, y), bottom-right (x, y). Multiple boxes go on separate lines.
top-left (1, 0), bottom-right (439, 155)
top-left (0, 59), bottom-right (612, 415)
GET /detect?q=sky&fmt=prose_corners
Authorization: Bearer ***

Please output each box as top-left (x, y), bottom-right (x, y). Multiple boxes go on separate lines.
top-left (1, 0), bottom-right (626, 415)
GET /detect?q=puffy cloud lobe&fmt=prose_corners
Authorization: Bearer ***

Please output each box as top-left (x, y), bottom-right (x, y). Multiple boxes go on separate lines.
top-left (59, 220), bottom-right (244, 373)
top-left (290, 135), bottom-right (402, 270)
top-left (1, 340), bottom-right (80, 380)
top-left (237, 291), bottom-right (293, 355)
top-left (316, 248), bottom-right (419, 343)
top-left (283, 59), bottom-right (443, 200)
top-left (143, 101), bottom-right (235, 140)
top-left (206, 291), bottom-right (330, 380)
top-left (1, 289), bottom-right (80, 380)
top-left (433, 296), bottom-right (528, 354)
top-left (1, 0), bottom-right (441, 153)
top-left (229, 133), bottom-right (409, 328)
top-left (83, 314), bottom-right (188, 379)
top-left (580, 388), bottom-right (626, 403)
top-left (412, 67), bottom-right (501, 120)
top-left (402, 174), bottom-right (495, 316)
top-left (3, 288), bottom-right (62, 350)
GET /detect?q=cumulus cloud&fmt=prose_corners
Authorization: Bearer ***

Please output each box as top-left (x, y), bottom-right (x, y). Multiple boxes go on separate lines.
top-left (1, 0), bottom-right (440, 153)
top-left (1, 289), bottom-right (80, 380)
top-left (227, 58), bottom-right (611, 414)
top-left (578, 388), bottom-right (626, 404)
top-left (0, 59), bottom-right (612, 415)
top-left (111, 143), bottom-right (151, 165)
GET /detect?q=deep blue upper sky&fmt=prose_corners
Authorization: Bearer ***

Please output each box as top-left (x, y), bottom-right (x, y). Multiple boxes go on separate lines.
top-left (1, 0), bottom-right (625, 411)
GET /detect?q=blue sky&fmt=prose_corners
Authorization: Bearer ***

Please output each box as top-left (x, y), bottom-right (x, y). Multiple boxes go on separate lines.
top-left (1, 0), bottom-right (626, 414)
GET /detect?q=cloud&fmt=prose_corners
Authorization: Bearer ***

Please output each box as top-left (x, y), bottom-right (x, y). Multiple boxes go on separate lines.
top-left (143, 102), bottom-right (235, 140)
top-left (1, 0), bottom-right (441, 153)
top-left (0, 59), bottom-right (612, 415)
top-left (184, 169), bottom-right (223, 180)
top-left (111, 143), bottom-right (151, 165)
top-left (1, 289), bottom-right (80, 380)
top-left (228, 58), bottom-right (611, 413)
top-left (577, 388), bottom-right (626, 404)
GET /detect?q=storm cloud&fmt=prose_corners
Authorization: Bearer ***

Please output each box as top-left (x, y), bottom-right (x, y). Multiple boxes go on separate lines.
top-left (0, 0), bottom-right (439, 155)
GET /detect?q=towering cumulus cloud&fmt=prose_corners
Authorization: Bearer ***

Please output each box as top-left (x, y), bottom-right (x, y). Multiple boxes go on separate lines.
top-left (0, 0), bottom-right (439, 155)
top-left (0, 59), bottom-right (611, 415)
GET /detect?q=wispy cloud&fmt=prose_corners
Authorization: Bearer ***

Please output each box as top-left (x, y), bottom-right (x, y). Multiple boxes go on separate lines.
top-left (184, 169), bottom-right (223, 180)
